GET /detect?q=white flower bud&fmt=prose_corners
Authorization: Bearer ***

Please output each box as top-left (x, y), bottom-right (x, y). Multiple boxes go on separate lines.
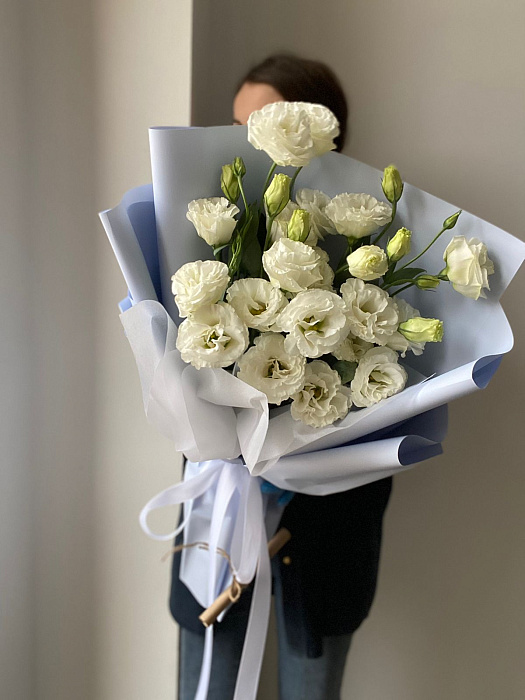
top-left (346, 245), bottom-right (388, 281)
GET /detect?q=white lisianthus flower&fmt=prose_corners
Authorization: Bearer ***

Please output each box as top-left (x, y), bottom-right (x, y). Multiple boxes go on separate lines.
top-left (247, 101), bottom-right (339, 167)
top-left (171, 260), bottom-right (230, 317)
top-left (332, 333), bottom-right (374, 362)
top-left (310, 247), bottom-right (335, 291)
top-left (386, 298), bottom-right (426, 357)
top-left (291, 360), bottom-right (351, 427)
top-left (226, 278), bottom-right (287, 331)
top-left (443, 236), bottom-right (495, 299)
top-left (351, 347), bottom-right (408, 408)
top-left (269, 201), bottom-right (319, 247)
top-left (295, 188), bottom-right (335, 240)
top-left (325, 193), bottom-right (392, 239)
top-left (277, 289), bottom-right (350, 358)
top-left (346, 245), bottom-right (389, 281)
top-left (263, 238), bottom-right (323, 292)
top-left (340, 278), bottom-right (399, 344)
top-left (237, 333), bottom-right (306, 405)
top-left (186, 197), bottom-right (240, 246)
top-left (176, 302), bottom-right (248, 369)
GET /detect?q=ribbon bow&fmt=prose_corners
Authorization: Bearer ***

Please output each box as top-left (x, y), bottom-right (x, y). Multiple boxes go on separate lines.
top-left (140, 459), bottom-right (279, 700)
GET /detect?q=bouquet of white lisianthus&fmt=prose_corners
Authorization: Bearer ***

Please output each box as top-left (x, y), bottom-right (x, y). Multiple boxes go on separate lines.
top-left (171, 101), bottom-right (494, 430)
top-left (100, 102), bottom-right (524, 700)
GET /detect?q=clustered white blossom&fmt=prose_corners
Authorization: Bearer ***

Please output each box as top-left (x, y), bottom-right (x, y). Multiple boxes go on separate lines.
top-left (290, 361), bottom-right (351, 428)
top-left (247, 102), bottom-right (339, 167)
top-left (325, 193), bottom-right (392, 239)
top-left (262, 238), bottom-right (323, 292)
top-left (186, 197), bottom-right (239, 246)
top-left (170, 101), bottom-right (494, 428)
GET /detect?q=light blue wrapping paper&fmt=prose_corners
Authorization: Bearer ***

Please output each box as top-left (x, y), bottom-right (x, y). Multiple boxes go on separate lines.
top-left (100, 125), bottom-right (525, 493)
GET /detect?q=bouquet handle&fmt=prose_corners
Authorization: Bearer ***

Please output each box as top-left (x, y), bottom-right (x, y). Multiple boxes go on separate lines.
top-left (199, 527), bottom-right (291, 627)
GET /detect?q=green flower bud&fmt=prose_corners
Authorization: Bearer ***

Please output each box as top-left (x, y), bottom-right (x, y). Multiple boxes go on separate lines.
top-left (415, 274), bottom-right (441, 290)
top-left (386, 227), bottom-right (412, 261)
top-left (221, 163), bottom-right (240, 204)
top-left (381, 164), bottom-right (404, 204)
top-left (264, 173), bottom-right (291, 218)
top-left (399, 317), bottom-right (444, 343)
top-left (233, 157), bottom-right (246, 179)
top-left (443, 210), bottom-right (461, 230)
top-left (287, 209), bottom-right (311, 242)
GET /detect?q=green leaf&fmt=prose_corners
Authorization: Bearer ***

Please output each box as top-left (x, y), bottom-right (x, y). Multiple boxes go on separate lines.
top-left (213, 243), bottom-right (230, 256)
top-left (386, 266), bottom-right (426, 284)
top-left (333, 360), bottom-right (358, 385)
top-left (239, 203), bottom-right (263, 278)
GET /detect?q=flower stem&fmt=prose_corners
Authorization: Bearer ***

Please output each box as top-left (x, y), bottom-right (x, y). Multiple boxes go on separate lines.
top-left (398, 225), bottom-right (447, 271)
top-left (262, 162), bottom-right (277, 197)
top-left (237, 176), bottom-right (248, 210)
top-left (374, 201), bottom-right (397, 245)
top-left (290, 166), bottom-right (303, 193)
top-left (390, 282), bottom-right (415, 297)
top-left (382, 277), bottom-right (420, 290)
top-left (335, 237), bottom-right (354, 274)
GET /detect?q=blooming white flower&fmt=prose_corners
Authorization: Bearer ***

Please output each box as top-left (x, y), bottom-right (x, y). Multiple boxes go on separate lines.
top-left (332, 333), bottom-right (374, 362)
top-left (351, 347), bottom-right (407, 407)
top-left (269, 201), bottom-right (319, 247)
top-left (306, 103), bottom-right (341, 157)
top-left (237, 333), bottom-right (306, 405)
top-left (277, 289), bottom-right (350, 358)
top-left (176, 302), bottom-right (248, 369)
top-left (346, 245), bottom-right (389, 281)
top-left (443, 236), bottom-right (495, 299)
top-left (310, 247), bottom-right (335, 291)
top-left (186, 197), bottom-right (240, 247)
top-left (291, 360), bottom-right (351, 427)
top-left (263, 238), bottom-right (323, 292)
top-left (386, 298), bottom-right (426, 357)
top-left (325, 193), bottom-right (392, 239)
top-left (247, 101), bottom-right (339, 167)
top-left (340, 278), bottom-right (398, 344)
top-left (226, 278), bottom-right (287, 331)
top-left (295, 188), bottom-right (335, 240)
top-left (171, 260), bottom-right (230, 317)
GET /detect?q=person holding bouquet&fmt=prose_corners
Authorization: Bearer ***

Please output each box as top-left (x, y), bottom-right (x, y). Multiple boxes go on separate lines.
top-left (172, 54), bottom-right (393, 700)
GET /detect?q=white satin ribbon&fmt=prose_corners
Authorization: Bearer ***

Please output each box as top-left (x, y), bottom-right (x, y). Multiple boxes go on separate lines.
top-left (139, 459), bottom-right (272, 700)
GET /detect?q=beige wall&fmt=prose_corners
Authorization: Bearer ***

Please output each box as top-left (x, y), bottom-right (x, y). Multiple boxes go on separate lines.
top-left (1, 2), bottom-right (35, 698)
top-left (1, 2), bottom-right (99, 698)
top-left (94, 1), bottom-right (192, 698)
top-left (2, 2), bottom-right (192, 699)
top-left (193, 2), bottom-right (525, 699)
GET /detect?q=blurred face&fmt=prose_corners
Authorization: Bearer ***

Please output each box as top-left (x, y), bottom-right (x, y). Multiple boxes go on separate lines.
top-left (233, 82), bottom-right (284, 125)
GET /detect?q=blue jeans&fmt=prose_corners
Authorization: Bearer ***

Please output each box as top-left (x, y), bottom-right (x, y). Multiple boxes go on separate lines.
top-left (178, 568), bottom-right (352, 700)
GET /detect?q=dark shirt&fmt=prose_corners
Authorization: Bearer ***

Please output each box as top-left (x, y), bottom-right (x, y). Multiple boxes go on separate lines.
top-left (170, 476), bottom-right (392, 658)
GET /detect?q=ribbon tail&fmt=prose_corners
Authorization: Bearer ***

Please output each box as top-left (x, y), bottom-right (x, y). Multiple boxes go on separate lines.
top-left (194, 625), bottom-right (214, 700)
top-left (233, 488), bottom-right (272, 700)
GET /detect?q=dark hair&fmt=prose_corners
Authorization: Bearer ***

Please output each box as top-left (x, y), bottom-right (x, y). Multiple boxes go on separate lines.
top-left (236, 54), bottom-right (348, 152)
